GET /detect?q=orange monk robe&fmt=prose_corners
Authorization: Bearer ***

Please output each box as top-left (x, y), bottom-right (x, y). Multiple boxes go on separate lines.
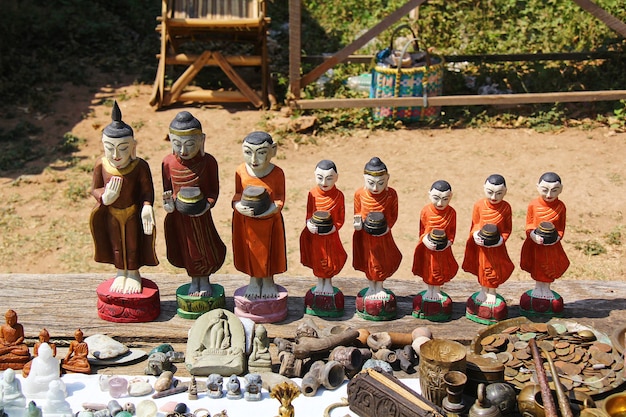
top-left (232, 164), bottom-right (287, 277)
top-left (352, 187), bottom-right (402, 282)
top-left (412, 204), bottom-right (459, 286)
top-left (300, 186), bottom-right (348, 278)
top-left (520, 197), bottom-right (569, 282)
top-left (462, 199), bottom-right (515, 288)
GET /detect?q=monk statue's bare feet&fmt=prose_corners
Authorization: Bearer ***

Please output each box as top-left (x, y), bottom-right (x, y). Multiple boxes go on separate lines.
top-left (198, 277), bottom-right (212, 297)
top-left (364, 281), bottom-right (386, 300)
top-left (484, 291), bottom-right (497, 305)
top-left (424, 285), bottom-right (443, 301)
top-left (189, 277), bottom-right (200, 296)
top-left (260, 277), bottom-right (278, 298)
top-left (109, 271), bottom-right (126, 293)
top-left (475, 288), bottom-right (488, 304)
top-left (321, 279), bottom-right (335, 296)
top-left (124, 270), bottom-right (142, 294)
top-left (189, 276), bottom-right (212, 297)
top-left (245, 277), bottom-right (262, 299)
top-left (531, 282), bottom-right (554, 300)
top-left (313, 278), bottom-right (326, 295)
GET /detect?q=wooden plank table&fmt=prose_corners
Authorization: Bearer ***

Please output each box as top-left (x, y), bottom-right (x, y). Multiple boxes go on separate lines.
top-left (2, 274), bottom-right (624, 377)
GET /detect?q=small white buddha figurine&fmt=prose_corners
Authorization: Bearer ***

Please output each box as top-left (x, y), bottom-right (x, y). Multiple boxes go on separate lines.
top-left (1, 368), bottom-right (26, 409)
top-left (42, 380), bottom-right (73, 417)
top-left (22, 343), bottom-right (66, 399)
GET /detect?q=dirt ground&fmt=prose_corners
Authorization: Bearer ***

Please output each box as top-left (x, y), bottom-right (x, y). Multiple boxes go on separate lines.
top-left (1, 77), bottom-right (625, 293)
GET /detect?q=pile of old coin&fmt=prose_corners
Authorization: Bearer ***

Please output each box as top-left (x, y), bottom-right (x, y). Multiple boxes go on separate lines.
top-left (476, 321), bottom-right (625, 394)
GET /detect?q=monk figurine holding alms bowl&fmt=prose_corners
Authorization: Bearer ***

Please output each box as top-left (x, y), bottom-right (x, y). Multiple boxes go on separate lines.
top-left (300, 160), bottom-right (347, 317)
top-left (352, 157), bottom-right (402, 321)
top-left (462, 174), bottom-right (515, 325)
top-left (162, 111), bottom-right (227, 318)
top-left (519, 172), bottom-right (569, 317)
top-left (232, 131), bottom-right (288, 323)
top-left (411, 180), bottom-right (458, 322)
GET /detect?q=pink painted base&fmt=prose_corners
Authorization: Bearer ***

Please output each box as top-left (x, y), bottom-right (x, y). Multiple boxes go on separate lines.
top-left (96, 278), bottom-right (160, 323)
top-left (233, 285), bottom-right (288, 323)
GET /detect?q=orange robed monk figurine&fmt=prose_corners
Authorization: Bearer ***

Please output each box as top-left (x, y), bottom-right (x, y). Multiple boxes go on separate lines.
top-left (232, 131), bottom-right (288, 323)
top-left (61, 329), bottom-right (91, 374)
top-left (519, 172), bottom-right (569, 317)
top-left (162, 111), bottom-right (227, 318)
top-left (353, 157), bottom-right (402, 321)
top-left (0, 309), bottom-right (31, 371)
top-left (300, 160), bottom-right (348, 317)
top-left (411, 180), bottom-right (458, 321)
top-left (462, 174), bottom-right (515, 324)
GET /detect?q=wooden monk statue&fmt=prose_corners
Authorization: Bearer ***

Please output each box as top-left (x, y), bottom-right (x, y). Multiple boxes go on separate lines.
top-left (232, 131), bottom-right (288, 323)
top-left (462, 174), bottom-right (515, 324)
top-left (411, 180), bottom-right (458, 322)
top-left (0, 309), bottom-right (30, 371)
top-left (61, 329), bottom-right (91, 374)
top-left (91, 101), bottom-right (160, 323)
top-left (519, 172), bottom-right (569, 317)
top-left (353, 157), bottom-right (402, 321)
top-left (300, 160), bottom-right (347, 317)
top-left (162, 111), bottom-right (227, 318)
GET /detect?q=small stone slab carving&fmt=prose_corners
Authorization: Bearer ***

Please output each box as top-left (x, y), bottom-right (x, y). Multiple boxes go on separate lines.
top-left (185, 309), bottom-right (246, 376)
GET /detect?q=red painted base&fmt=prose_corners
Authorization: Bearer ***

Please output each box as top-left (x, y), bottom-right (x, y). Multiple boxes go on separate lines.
top-left (355, 288), bottom-right (396, 321)
top-left (96, 278), bottom-right (160, 323)
top-left (519, 290), bottom-right (564, 317)
top-left (233, 285), bottom-right (288, 323)
top-left (412, 291), bottom-right (453, 322)
top-left (466, 292), bottom-right (508, 325)
top-left (304, 287), bottom-right (344, 317)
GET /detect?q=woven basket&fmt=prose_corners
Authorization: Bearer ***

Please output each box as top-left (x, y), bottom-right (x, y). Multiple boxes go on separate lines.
top-left (371, 25), bottom-right (445, 123)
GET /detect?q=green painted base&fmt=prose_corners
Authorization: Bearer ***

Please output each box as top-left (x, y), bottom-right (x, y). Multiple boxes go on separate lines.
top-left (176, 283), bottom-right (225, 319)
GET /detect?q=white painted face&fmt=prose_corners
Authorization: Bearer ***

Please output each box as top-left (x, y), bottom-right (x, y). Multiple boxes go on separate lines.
top-left (315, 167), bottom-right (338, 191)
top-left (484, 182), bottom-right (507, 204)
top-left (537, 180), bottom-right (563, 202)
top-left (242, 141), bottom-right (276, 172)
top-left (364, 173), bottom-right (389, 195)
top-left (169, 133), bottom-right (204, 160)
top-left (102, 135), bottom-right (135, 169)
top-left (429, 188), bottom-right (452, 210)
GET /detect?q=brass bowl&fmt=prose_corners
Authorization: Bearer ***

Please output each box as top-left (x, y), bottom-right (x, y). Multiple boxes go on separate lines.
top-left (604, 392), bottom-right (626, 417)
top-left (470, 317), bottom-right (625, 398)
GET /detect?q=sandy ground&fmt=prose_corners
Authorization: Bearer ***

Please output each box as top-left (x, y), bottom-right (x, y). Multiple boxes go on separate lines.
top-left (1, 79), bottom-right (625, 295)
